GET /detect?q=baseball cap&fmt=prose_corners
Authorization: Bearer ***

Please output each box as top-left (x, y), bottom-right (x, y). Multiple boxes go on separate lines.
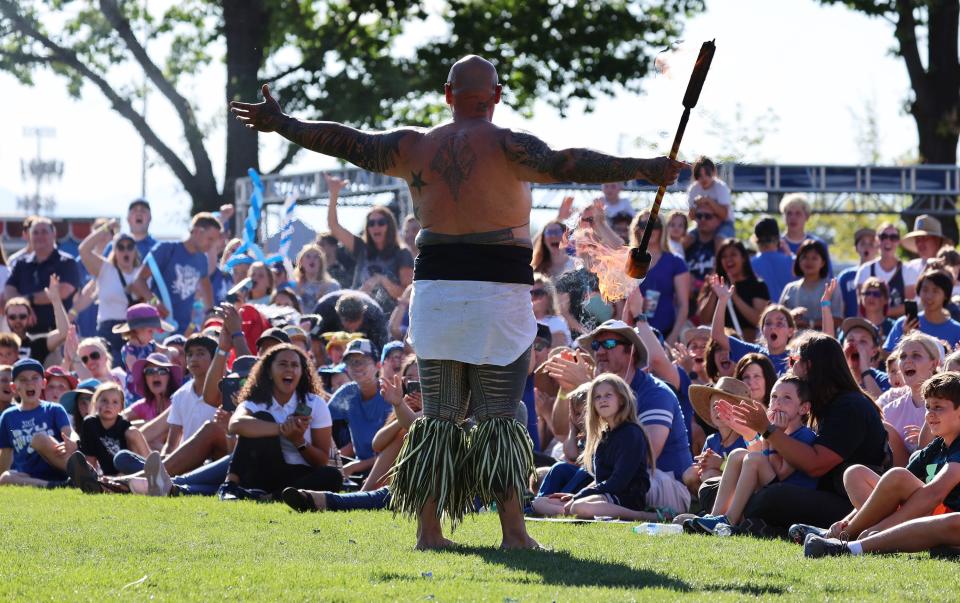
top-left (12, 358), bottom-right (44, 380)
top-left (256, 327), bottom-right (291, 348)
top-left (129, 198), bottom-right (151, 211)
top-left (854, 227), bottom-right (877, 247)
top-left (380, 340), bottom-right (405, 362)
top-left (343, 338), bottom-right (376, 360)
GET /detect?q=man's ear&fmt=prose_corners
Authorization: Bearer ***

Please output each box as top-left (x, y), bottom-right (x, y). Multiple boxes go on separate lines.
top-left (444, 83), bottom-right (454, 105)
top-left (493, 84), bottom-right (503, 104)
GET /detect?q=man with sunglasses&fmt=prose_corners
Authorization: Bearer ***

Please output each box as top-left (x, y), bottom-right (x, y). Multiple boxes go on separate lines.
top-left (854, 222), bottom-right (912, 318)
top-left (230, 54), bottom-right (682, 550)
top-left (685, 197), bottom-right (722, 299)
top-left (836, 228), bottom-right (878, 318)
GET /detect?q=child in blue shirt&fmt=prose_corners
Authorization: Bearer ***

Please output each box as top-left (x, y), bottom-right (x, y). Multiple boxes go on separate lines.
top-left (0, 359), bottom-right (74, 487)
top-left (693, 374), bottom-right (817, 534)
top-left (683, 377), bottom-right (755, 494)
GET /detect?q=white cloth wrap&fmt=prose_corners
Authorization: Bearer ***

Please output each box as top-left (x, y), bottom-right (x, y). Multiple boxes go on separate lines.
top-left (409, 279), bottom-right (536, 367)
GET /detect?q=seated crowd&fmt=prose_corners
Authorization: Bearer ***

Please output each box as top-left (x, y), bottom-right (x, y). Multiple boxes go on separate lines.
top-left (4, 158), bottom-right (960, 559)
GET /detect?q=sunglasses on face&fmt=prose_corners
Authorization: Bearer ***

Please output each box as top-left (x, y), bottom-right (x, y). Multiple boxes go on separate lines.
top-left (80, 351), bottom-right (102, 364)
top-left (862, 289), bottom-right (885, 299)
top-left (879, 233), bottom-right (900, 241)
top-left (367, 218), bottom-right (389, 228)
top-left (144, 367), bottom-right (170, 376)
top-left (544, 226), bottom-right (564, 237)
top-left (6, 313), bottom-right (28, 321)
top-left (116, 243), bottom-right (135, 252)
top-left (530, 289), bottom-right (548, 299)
top-left (695, 213), bottom-right (716, 221)
top-left (591, 338), bottom-right (629, 352)
top-left (533, 340), bottom-right (549, 352)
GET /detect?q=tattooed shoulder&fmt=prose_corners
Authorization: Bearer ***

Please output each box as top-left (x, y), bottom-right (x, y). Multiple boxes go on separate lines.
top-left (500, 130), bottom-right (558, 173)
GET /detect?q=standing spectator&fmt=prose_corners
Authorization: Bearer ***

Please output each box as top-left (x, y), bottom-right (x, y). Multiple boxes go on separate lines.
top-left (885, 268), bottom-right (960, 352)
top-left (902, 214), bottom-right (952, 279)
top-left (6, 215), bottom-right (37, 269)
top-left (779, 194), bottom-right (830, 266)
top-left (324, 174), bottom-right (413, 314)
top-left (837, 228), bottom-right (878, 318)
top-left (78, 225), bottom-right (143, 361)
top-left (854, 222), bottom-right (911, 318)
top-left (697, 239), bottom-right (770, 343)
top-left (246, 261), bottom-right (274, 304)
top-left (599, 182), bottom-right (635, 222)
top-left (314, 290), bottom-right (388, 353)
top-left (779, 240), bottom-right (841, 330)
top-left (294, 243), bottom-right (340, 312)
top-left (531, 221), bottom-right (575, 278)
top-left (623, 213), bottom-right (689, 345)
top-left (401, 214), bottom-right (421, 258)
top-left (684, 199), bottom-right (722, 304)
top-left (131, 213), bottom-right (222, 334)
top-left (750, 218), bottom-right (795, 303)
top-left (687, 156), bottom-right (734, 239)
top-left (4, 217), bottom-right (80, 334)
top-left (124, 199), bottom-right (158, 259)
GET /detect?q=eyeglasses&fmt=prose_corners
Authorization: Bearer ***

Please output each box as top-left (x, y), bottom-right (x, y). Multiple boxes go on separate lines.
top-left (367, 218), bottom-right (389, 228)
top-left (530, 289), bottom-right (548, 299)
top-left (695, 213), bottom-right (716, 221)
top-left (6, 313), bottom-right (28, 321)
top-left (80, 351), bottom-right (102, 364)
top-left (144, 367), bottom-right (170, 376)
top-left (544, 226), bottom-right (565, 237)
top-left (116, 243), bottom-right (135, 252)
top-left (590, 338), bottom-right (629, 351)
top-left (862, 289), bottom-right (885, 299)
top-left (878, 233), bottom-right (900, 241)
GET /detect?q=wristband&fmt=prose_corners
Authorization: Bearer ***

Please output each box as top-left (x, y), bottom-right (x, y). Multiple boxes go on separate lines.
top-left (231, 332), bottom-right (244, 339)
top-left (761, 423), bottom-right (778, 439)
top-left (216, 348), bottom-right (229, 357)
top-left (820, 300), bottom-right (832, 308)
top-left (748, 433), bottom-right (762, 445)
top-left (762, 449), bottom-right (775, 456)
top-left (634, 314), bottom-right (648, 323)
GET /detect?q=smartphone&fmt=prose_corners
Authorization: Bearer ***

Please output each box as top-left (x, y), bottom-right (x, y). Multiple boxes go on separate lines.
top-left (218, 376), bottom-right (244, 412)
top-left (403, 380), bottom-right (421, 396)
top-left (294, 399), bottom-right (313, 417)
top-left (905, 300), bottom-right (919, 323)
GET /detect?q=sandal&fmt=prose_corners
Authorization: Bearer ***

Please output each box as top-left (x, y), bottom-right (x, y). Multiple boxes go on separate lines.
top-left (281, 488), bottom-right (318, 513)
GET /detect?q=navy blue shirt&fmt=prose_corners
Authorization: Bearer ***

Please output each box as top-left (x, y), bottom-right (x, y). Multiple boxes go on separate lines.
top-left (575, 421), bottom-right (651, 502)
top-left (328, 382), bottom-right (392, 460)
top-left (907, 435), bottom-right (960, 512)
top-left (728, 336), bottom-right (790, 376)
top-left (629, 369), bottom-right (693, 479)
top-left (521, 375), bottom-right (540, 450)
top-left (837, 266), bottom-right (860, 319)
top-left (7, 248), bottom-right (81, 333)
top-left (0, 402), bottom-right (70, 480)
top-left (637, 253), bottom-right (688, 334)
top-left (779, 426), bottom-right (819, 488)
top-left (703, 432), bottom-right (746, 457)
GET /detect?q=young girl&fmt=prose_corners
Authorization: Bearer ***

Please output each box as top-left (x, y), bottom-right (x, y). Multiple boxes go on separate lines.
top-left (531, 274), bottom-right (572, 346)
top-left (710, 273), bottom-right (797, 375)
top-left (691, 374), bottom-right (817, 534)
top-left (779, 239), bottom-right (842, 329)
top-left (532, 374), bottom-right (656, 520)
top-left (113, 303), bottom-right (174, 404)
top-left (886, 351), bottom-right (905, 389)
top-left (876, 332), bottom-right (941, 452)
top-left (664, 210), bottom-right (688, 257)
top-left (295, 243), bottom-right (341, 312)
top-left (78, 383), bottom-right (151, 476)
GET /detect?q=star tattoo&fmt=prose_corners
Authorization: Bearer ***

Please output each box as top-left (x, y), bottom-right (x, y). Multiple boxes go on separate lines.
top-left (410, 170), bottom-right (428, 195)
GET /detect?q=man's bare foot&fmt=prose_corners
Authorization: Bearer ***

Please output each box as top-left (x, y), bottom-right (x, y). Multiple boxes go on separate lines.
top-left (415, 535), bottom-right (456, 551)
top-left (307, 491), bottom-right (327, 511)
top-left (500, 534), bottom-right (543, 550)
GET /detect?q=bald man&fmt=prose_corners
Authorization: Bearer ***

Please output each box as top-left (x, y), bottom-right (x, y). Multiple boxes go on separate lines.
top-left (231, 55), bottom-right (683, 550)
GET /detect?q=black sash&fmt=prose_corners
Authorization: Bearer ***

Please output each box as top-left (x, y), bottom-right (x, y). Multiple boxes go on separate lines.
top-left (414, 244), bottom-right (534, 285)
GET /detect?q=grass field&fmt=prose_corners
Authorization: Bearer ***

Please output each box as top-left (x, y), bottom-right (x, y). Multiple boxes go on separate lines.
top-left (1, 488), bottom-right (956, 601)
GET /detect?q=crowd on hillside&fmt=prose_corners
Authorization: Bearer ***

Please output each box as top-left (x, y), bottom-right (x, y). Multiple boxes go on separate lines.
top-left (3, 157), bottom-right (960, 557)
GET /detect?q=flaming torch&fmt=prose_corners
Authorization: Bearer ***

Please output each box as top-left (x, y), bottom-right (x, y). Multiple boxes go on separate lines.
top-left (626, 39), bottom-right (716, 279)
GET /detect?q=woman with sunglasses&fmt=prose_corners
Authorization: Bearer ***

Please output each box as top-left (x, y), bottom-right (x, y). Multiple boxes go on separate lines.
top-left (623, 212), bottom-right (689, 346)
top-left (78, 220), bottom-right (143, 361)
top-left (123, 352), bottom-right (182, 428)
top-left (64, 335), bottom-right (126, 389)
top-left (324, 173), bottom-right (413, 314)
top-left (531, 220), bottom-right (576, 278)
top-left (857, 277), bottom-right (895, 337)
top-left (853, 222), bottom-right (910, 318)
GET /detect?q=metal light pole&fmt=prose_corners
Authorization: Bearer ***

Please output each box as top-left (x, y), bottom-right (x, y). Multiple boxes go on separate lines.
top-left (18, 127), bottom-right (63, 215)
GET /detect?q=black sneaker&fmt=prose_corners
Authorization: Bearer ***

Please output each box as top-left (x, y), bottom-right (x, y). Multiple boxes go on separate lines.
top-left (67, 451), bottom-right (102, 494)
top-left (804, 536), bottom-right (850, 558)
top-left (788, 523), bottom-right (828, 545)
top-left (217, 482), bottom-right (268, 501)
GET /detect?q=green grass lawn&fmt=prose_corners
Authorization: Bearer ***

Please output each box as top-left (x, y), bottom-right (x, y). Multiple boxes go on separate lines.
top-left (0, 488), bottom-right (955, 601)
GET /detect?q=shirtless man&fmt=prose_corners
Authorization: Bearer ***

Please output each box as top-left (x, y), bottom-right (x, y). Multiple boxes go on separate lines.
top-left (230, 55), bottom-right (682, 550)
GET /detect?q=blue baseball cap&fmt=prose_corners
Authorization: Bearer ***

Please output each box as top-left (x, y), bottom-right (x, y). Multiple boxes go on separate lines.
top-left (12, 358), bottom-right (44, 381)
top-left (381, 340), bottom-right (405, 363)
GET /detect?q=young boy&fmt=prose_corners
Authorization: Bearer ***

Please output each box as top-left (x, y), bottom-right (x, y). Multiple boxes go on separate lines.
top-left (0, 358), bottom-right (74, 488)
top-left (803, 371), bottom-right (960, 557)
top-left (164, 334), bottom-right (218, 453)
top-left (691, 375), bottom-right (817, 534)
top-left (0, 365), bottom-right (15, 413)
top-left (0, 333), bottom-right (21, 366)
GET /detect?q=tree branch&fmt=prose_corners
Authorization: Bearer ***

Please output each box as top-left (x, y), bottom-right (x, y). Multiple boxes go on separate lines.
top-left (895, 0), bottom-right (928, 100)
top-left (0, 0), bottom-right (198, 188)
top-left (262, 9), bottom-right (363, 84)
top-left (98, 0), bottom-right (216, 185)
top-left (267, 142), bottom-right (301, 174)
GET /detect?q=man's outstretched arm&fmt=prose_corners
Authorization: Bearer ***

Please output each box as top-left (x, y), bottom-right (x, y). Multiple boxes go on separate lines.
top-left (230, 84), bottom-right (417, 176)
top-left (500, 129), bottom-right (683, 186)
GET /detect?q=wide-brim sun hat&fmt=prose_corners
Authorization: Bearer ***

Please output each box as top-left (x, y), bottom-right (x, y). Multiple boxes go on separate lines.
top-left (576, 319), bottom-right (648, 368)
top-left (901, 214), bottom-right (953, 255)
top-left (132, 352), bottom-right (184, 398)
top-left (112, 303), bottom-right (175, 334)
top-left (689, 376), bottom-right (755, 429)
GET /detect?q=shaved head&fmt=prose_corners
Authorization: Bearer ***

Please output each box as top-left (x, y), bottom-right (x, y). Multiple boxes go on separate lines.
top-left (447, 55), bottom-right (499, 95)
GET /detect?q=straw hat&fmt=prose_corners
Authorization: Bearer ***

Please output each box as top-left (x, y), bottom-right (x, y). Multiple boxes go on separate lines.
top-left (689, 377), bottom-right (754, 428)
top-left (901, 215), bottom-right (953, 255)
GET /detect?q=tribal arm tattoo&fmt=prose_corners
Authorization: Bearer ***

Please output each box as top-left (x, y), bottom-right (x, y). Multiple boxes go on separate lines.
top-left (501, 130), bottom-right (654, 184)
top-left (277, 118), bottom-right (415, 175)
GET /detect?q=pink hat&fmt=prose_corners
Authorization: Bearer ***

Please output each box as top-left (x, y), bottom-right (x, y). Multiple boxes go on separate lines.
top-left (132, 352), bottom-right (184, 397)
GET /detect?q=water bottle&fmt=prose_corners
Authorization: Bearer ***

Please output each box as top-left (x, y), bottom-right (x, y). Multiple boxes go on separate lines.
top-left (633, 522), bottom-right (683, 536)
top-left (191, 300), bottom-right (205, 331)
top-left (714, 523), bottom-right (733, 537)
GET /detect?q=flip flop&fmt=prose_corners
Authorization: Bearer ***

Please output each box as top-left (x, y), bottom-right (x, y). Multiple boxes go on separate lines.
top-left (281, 488), bottom-right (318, 513)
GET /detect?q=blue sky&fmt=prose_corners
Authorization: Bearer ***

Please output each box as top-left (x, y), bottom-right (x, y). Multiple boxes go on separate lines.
top-left (0, 0), bottom-right (922, 237)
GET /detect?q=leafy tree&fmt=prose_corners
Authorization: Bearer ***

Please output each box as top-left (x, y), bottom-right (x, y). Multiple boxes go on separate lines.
top-left (0, 0), bottom-right (703, 213)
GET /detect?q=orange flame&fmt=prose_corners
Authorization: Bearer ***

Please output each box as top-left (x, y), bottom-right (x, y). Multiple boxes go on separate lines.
top-left (568, 229), bottom-right (638, 303)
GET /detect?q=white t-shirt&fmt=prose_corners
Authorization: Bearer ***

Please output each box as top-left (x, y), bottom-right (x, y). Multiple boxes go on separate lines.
top-left (167, 380), bottom-right (216, 441)
top-left (239, 393), bottom-right (332, 466)
top-left (854, 259), bottom-right (922, 290)
top-left (539, 314), bottom-right (572, 346)
top-left (603, 197), bottom-right (635, 219)
top-left (97, 262), bottom-right (141, 323)
top-left (904, 258), bottom-right (928, 288)
top-left (687, 178), bottom-right (732, 210)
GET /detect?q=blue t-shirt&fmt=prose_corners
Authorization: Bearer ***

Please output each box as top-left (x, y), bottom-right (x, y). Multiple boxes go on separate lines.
top-left (779, 426), bottom-right (818, 488)
top-left (637, 253), bottom-right (688, 334)
top-left (0, 402), bottom-right (71, 480)
top-left (728, 336), bottom-right (790, 375)
top-left (521, 375), bottom-right (540, 450)
top-left (907, 435), bottom-right (960, 511)
top-left (629, 369), bottom-right (692, 479)
top-left (145, 241), bottom-right (209, 334)
top-left (837, 266), bottom-right (860, 319)
top-left (328, 382), bottom-right (392, 460)
top-left (750, 251), bottom-right (795, 303)
top-left (884, 313), bottom-right (960, 353)
top-left (703, 432), bottom-right (746, 458)
top-left (210, 269), bottom-right (233, 305)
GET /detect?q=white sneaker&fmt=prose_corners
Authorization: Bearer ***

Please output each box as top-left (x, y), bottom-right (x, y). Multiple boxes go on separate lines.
top-left (144, 451), bottom-right (173, 497)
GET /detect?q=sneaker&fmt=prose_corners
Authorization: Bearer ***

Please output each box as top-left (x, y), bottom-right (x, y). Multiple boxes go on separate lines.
top-left (788, 523), bottom-right (829, 545)
top-left (282, 488), bottom-right (319, 513)
top-left (693, 514), bottom-right (731, 535)
top-left (66, 451), bottom-right (102, 494)
top-left (804, 536), bottom-right (850, 558)
top-left (217, 481), bottom-right (267, 501)
top-left (738, 517), bottom-right (784, 540)
top-left (144, 451), bottom-right (172, 497)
